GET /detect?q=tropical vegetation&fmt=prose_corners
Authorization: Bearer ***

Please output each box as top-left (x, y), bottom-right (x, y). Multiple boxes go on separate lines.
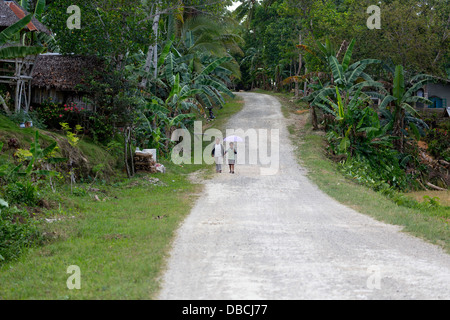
top-left (0, 0), bottom-right (449, 292)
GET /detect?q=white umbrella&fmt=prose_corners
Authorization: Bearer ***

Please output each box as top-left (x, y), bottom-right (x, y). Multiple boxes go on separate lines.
top-left (223, 135), bottom-right (244, 143)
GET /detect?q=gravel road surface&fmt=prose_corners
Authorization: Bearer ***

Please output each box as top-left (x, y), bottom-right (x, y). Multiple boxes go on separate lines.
top-left (158, 93), bottom-right (450, 300)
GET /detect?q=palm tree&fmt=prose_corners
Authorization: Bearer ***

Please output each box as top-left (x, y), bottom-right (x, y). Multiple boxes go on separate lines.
top-left (177, 15), bottom-right (243, 79)
top-left (240, 46), bottom-right (262, 89)
top-left (233, 0), bottom-right (258, 30)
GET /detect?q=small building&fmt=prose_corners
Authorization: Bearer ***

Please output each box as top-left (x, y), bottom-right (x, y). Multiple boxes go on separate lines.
top-left (416, 79), bottom-right (450, 110)
top-left (0, 0), bottom-right (51, 113)
top-left (31, 54), bottom-right (104, 110)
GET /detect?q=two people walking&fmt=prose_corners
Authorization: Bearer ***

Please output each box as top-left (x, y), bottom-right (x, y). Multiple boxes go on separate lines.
top-left (212, 138), bottom-right (237, 174)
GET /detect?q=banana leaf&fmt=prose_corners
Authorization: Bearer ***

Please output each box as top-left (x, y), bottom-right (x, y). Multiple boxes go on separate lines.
top-left (0, 14), bottom-right (33, 45)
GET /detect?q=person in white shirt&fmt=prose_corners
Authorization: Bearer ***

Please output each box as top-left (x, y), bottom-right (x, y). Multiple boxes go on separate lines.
top-left (211, 138), bottom-right (224, 173)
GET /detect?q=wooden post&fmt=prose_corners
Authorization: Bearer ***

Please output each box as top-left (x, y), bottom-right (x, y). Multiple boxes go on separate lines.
top-left (0, 56), bottom-right (37, 114)
top-left (124, 129), bottom-right (131, 178)
top-left (14, 59), bottom-right (20, 113)
top-left (128, 127), bottom-right (135, 177)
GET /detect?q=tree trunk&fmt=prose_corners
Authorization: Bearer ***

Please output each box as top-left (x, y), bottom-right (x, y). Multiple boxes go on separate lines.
top-left (295, 34), bottom-right (303, 99)
top-left (303, 66), bottom-right (308, 94)
top-left (124, 130), bottom-right (131, 178)
top-left (0, 94), bottom-right (11, 115)
top-left (139, 4), bottom-right (161, 90)
top-left (310, 105), bottom-right (319, 130)
top-left (393, 107), bottom-right (405, 152)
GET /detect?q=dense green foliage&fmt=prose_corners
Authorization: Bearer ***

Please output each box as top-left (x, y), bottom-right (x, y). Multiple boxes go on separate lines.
top-left (234, 0), bottom-right (450, 91)
top-left (231, 0), bottom-right (448, 196)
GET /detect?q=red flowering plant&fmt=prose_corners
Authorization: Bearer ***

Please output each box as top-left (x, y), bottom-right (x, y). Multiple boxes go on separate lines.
top-left (36, 98), bottom-right (65, 127)
top-left (37, 100), bottom-right (86, 129)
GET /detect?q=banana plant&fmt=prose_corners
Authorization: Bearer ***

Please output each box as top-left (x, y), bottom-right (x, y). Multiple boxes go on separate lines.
top-left (378, 65), bottom-right (432, 151)
top-left (321, 87), bottom-right (394, 157)
top-left (0, 14), bottom-right (46, 59)
top-left (157, 39), bottom-right (235, 112)
top-left (304, 39), bottom-right (384, 109)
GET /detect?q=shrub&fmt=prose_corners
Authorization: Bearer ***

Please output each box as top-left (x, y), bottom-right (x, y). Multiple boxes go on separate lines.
top-left (84, 112), bottom-right (114, 144)
top-left (0, 206), bottom-right (41, 263)
top-left (424, 128), bottom-right (450, 162)
top-left (36, 100), bottom-right (86, 130)
top-left (339, 156), bottom-right (404, 192)
top-left (35, 99), bottom-right (65, 127)
top-left (4, 181), bottom-right (39, 206)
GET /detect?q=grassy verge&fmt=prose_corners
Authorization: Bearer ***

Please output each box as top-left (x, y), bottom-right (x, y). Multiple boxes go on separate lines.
top-left (0, 95), bottom-right (244, 299)
top-left (258, 89), bottom-right (450, 253)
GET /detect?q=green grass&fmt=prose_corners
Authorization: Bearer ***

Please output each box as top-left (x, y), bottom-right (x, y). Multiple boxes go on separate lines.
top-left (260, 90), bottom-right (450, 253)
top-left (0, 170), bottom-right (199, 299)
top-left (0, 96), bottom-right (244, 299)
top-left (0, 114), bottom-right (54, 149)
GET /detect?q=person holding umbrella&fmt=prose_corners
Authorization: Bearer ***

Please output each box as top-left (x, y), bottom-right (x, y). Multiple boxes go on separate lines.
top-left (225, 142), bottom-right (237, 174)
top-left (223, 135), bottom-right (242, 174)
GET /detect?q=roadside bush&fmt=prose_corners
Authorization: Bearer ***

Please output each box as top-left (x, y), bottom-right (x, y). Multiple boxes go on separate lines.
top-left (339, 157), bottom-right (446, 213)
top-left (4, 181), bottom-right (39, 206)
top-left (0, 206), bottom-right (41, 263)
top-left (339, 154), bottom-right (408, 192)
top-left (424, 128), bottom-right (450, 162)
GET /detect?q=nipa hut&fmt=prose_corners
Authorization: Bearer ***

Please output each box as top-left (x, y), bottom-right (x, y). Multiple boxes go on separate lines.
top-left (31, 54), bottom-right (104, 110)
top-left (0, 0), bottom-right (51, 113)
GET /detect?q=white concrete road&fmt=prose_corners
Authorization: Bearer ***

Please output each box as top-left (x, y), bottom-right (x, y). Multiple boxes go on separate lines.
top-left (158, 93), bottom-right (450, 300)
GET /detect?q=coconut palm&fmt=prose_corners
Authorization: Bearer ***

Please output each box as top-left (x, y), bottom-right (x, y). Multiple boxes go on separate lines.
top-left (233, 0), bottom-right (258, 29)
top-left (177, 15), bottom-right (243, 79)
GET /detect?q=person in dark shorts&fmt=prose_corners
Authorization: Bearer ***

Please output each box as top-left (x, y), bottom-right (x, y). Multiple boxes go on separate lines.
top-left (225, 142), bottom-right (237, 174)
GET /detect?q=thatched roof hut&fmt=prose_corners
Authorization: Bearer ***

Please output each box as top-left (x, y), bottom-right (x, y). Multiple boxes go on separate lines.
top-left (31, 54), bottom-right (104, 108)
top-left (32, 54), bottom-right (103, 91)
top-left (0, 0), bottom-right (51, 35)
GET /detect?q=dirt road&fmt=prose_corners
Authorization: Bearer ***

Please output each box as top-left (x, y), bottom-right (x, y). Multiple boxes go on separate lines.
top-left (158, 93), bottom-right (450, 300)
